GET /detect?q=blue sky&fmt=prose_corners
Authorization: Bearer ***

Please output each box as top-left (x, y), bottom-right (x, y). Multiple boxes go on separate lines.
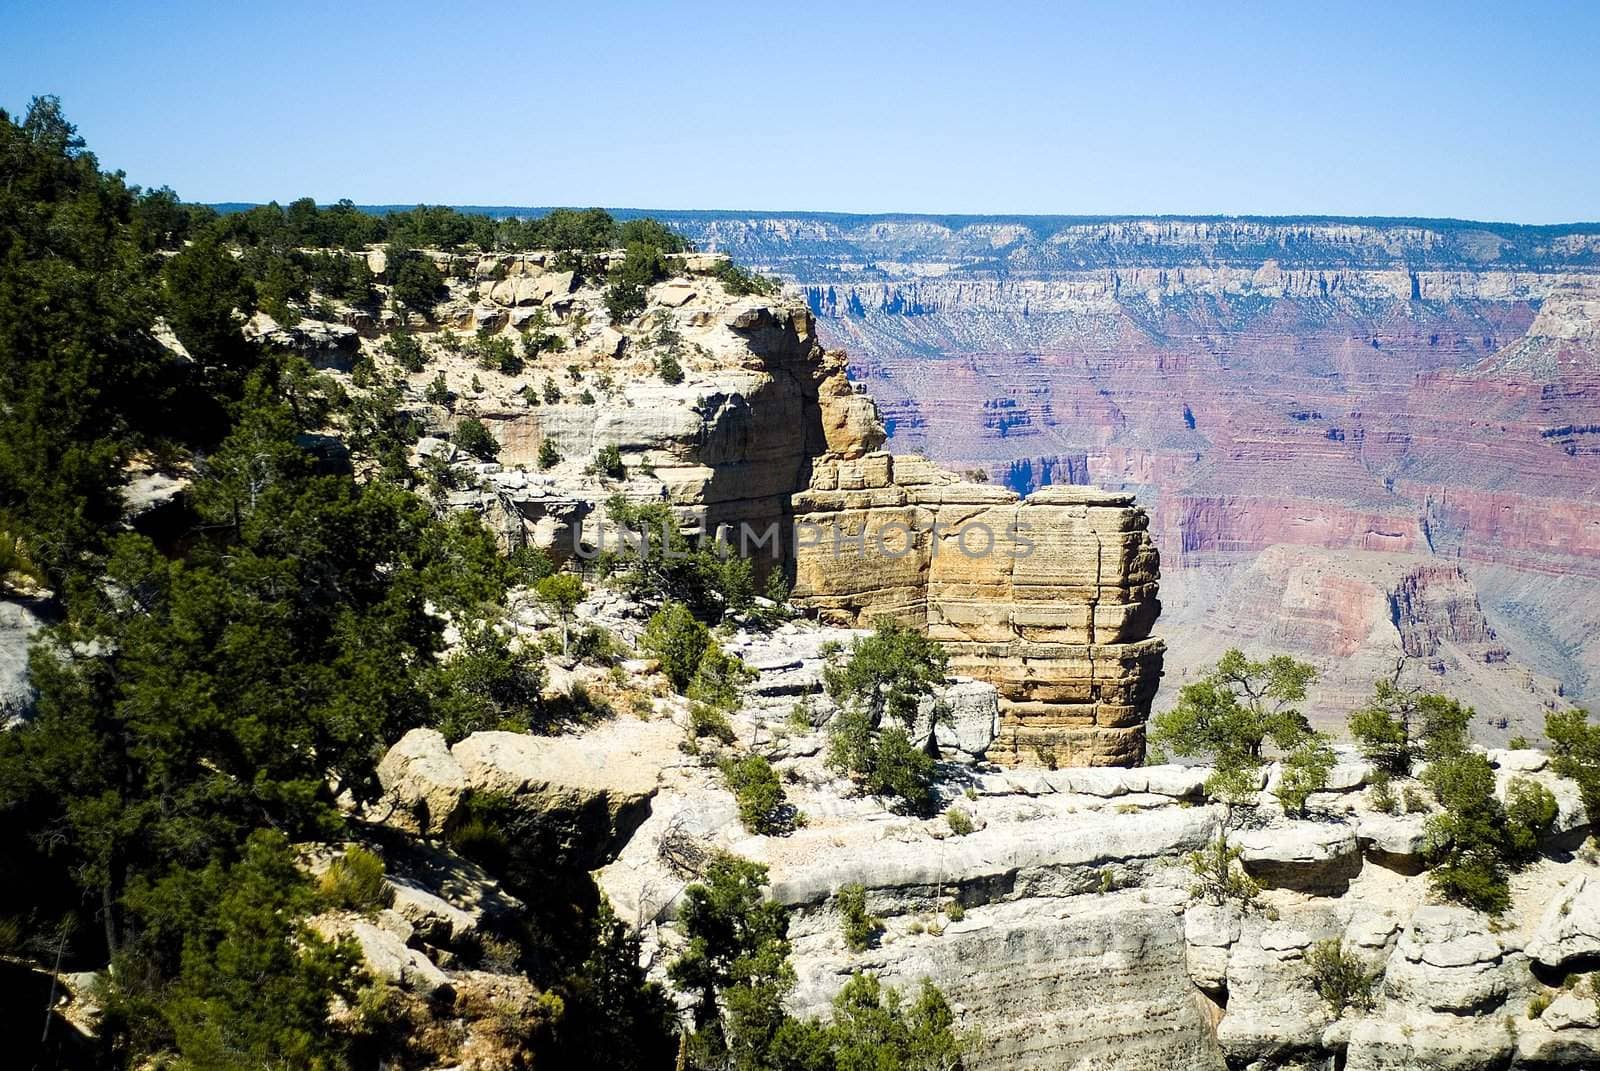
top-left (4, 0), bottom-right (1598, 222)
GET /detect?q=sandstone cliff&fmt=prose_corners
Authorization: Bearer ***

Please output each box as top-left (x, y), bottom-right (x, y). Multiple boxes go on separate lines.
top-left (353, 255), bottom-right (1166, 768)
top-left (641, 211), bottom-right (1600, 729)
top-left (364, 616), bottom-right (1600, 1071)
top-left (791, 462), bottom-right (1162, 766)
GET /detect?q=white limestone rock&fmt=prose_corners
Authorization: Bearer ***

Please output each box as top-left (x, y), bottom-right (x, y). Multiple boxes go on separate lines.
top-left (376, 728), bottom-right (467, 836)
top-left (1527, 873), bottom-right (1600, 969)
top-left (1237, 820), bottom-right (1362, 892)
top-left (1383, 905), bottom-right (1513, 1014)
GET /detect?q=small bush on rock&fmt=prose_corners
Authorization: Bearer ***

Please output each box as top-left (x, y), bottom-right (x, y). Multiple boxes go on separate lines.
top-left (837, 883), bottom-right (881, 952)
top-left (945, 806), bottom-right (975, 836)
top-left (1504, 776), bottom-right (1559, 865)
top-left (1423, 748), bottom-right (1511, 913)
top-left (318, 846), bottom-right (393, 913)
top-left (641, 602), bottom-right (711, 692)
top-left (454, 417), bottom-right (499, 460)
top-left (1305, 939), bottom-right (1380, 1018)
top-left (687, 642), bottom-right (756, 711)
top-left (1274, 733), bottom-right (1335, 816)
top-left (1186, 829), bottom-right (1259, 906)
top-left (721, 753), bottom-right (799, 836)
top-left (687, 703), bottom-right (736, 747)
top-left (596, 443), bottom-right (625, 479)
top-left (1547, 708), bottom-right (1600, 823)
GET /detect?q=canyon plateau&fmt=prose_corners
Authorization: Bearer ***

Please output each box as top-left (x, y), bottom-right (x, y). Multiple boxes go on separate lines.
top-left (636, 213), bottom-right (1600, 741)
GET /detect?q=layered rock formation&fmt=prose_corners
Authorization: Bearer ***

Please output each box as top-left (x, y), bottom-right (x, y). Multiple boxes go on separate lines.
top-left (645, 212), bottom-right (1600, 729)
top-left (791, 459), bottom-right (1163, 765)
top-left (363, 616), bottom-right (1599, 1071)
top-left (376, 255), bottom-right (1166, 767)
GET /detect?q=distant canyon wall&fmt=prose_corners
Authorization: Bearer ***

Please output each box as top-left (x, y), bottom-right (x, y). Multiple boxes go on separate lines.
top-left (655, 213), bottom-right (1600, 730)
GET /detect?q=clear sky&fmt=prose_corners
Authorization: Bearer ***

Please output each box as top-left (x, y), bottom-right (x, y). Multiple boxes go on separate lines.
top-left (4, 0), bottom-right (1598, 222)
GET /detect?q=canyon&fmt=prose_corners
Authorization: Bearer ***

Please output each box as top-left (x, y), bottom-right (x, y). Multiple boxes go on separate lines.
top-left (640, 213), bottom-right (1600, 736)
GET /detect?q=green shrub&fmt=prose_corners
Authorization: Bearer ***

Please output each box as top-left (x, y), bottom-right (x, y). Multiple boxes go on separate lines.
top-left (1152, 648), bottom-right (1317, 794)
top-left (596, 443), bottom-right (625, 479)
top-left (1304, 939), bottom-right (1380, 1017)
top-left (1186, 829), bottom-right (1260, 905)
top-left (687, 642), bottom-right (756, 711)
top-left (383, 329), bottom-right (427, 372)
top-left (471, 332), bottom-right (523, 374)
top-left (1423, 749), bottom-right (1511, 913)
top-left (640, 601), bottom-right (711, 692)
top-left (1348, 681), bottom-right (1473, 774)
top-left (318, 846), bottom-right (393, 913)
top-left (1369, 768), bottom-right (1397, 814)
top-left (823, 619), bottom-right (948, 731)
top-left (837, 883), bottom-right (881, 952)
top-left (454, 417), bottom-right (499, 460)
top-left (538, 439), bottom-right (560, 470)
top-left (686, 702), bottom-right (736, 746)
top-left (388, 248), bottom-right (444, 314)
top-left (656, 350), bottom-right (684, 384)
top-left (944, 900), bottom-right (965, 922)
top-left (712, 260), bottom-right (778, 297)
top-left (1508, 735), bottom-right (1531, 750)
top-left (533, 572), bottom-right (585, 654)
top-left (1275, 733), bottom-right (1335, 816)
top-left (425, 371), bottom-right (452, 407)
top-left (430, 621), bottom-right (545, 742)
top-left (944, 807), bottom-right (974, 836)
top-left (1096, 867), bottom-right (1119, 895)
top-left (720, 753), bottom-right (798, 835)
top-left (1504, 776), bottom-right (1559, 864)
top-left (865, 727), bottom-right (936, 814)
top-left (1547, 708), bottom-right (1600, 824)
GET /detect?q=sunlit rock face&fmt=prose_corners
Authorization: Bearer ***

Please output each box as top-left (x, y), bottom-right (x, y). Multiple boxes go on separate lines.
top-left (652, 212), bottom-right (1600, 734)
top-left (790, 453), bottom-right (1163, 767)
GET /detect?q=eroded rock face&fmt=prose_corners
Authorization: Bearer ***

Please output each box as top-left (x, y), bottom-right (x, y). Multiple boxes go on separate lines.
top-left (791, 457), bottom-right (1163, 765)
top-left (791, 893), bottom-right (1226, 1071)
top-left (1527, 874), bottom-right (1600, 970)
top-left (450, 721), bottom-right (677, 869)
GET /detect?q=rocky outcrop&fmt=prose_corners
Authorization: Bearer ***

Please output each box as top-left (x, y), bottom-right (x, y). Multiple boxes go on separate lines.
top-left (0, 597), bottom-right (45, 724)
top-left (657, 211), bottom-right (1600, 717)
top-left (791, 457), bottom-right (1163, 766)
top-left (1527, 874), bottom-right (1600, 970)
top-left (382, 256), bottom-right (1167, 767)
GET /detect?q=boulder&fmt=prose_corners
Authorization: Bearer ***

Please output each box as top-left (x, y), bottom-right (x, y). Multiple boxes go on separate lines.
top-left (654, 282), bottom-right (698, 307)
top-left (1183, 902), bottom-right (1241, 995)
top-left (1527, 873), bottom-right (1600, 970)
top-left (1215, 913), bottom-right (1333, 1062)
top-left (1345, 1014), bottom-right (1514, 1071)
top-left (310, 915), bottom-right (450, 997)
top-left (451, 720), bottom-right (678, 869)
top-left (594, 325), bottom-right (626, 357)
top-left (1384, 905), bottom-right (1511, 1014)
top-left (1488, 747), bottom-right (1549, 773)
top-left (376, 728), bottom-right (467, 836)
top-left (388, 880), bottom-right (479, 948)
top-left (1542, 991), bottom-right (1600, 1030)
top-left (471, 305), bottom-right (508, 332)
top-left (1238, 821), bottom-right (1362, 893)
top-left (913, 679), bottom-right (999, 759)
top-left (1355, 811), bottom-right (1429, 871)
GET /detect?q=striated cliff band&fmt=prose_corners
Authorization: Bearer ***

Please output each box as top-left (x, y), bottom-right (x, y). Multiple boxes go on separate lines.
top-left (359, 252), bottom-right (1168, 766)
top-left (621, 212), bottom-right (1600, 739)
